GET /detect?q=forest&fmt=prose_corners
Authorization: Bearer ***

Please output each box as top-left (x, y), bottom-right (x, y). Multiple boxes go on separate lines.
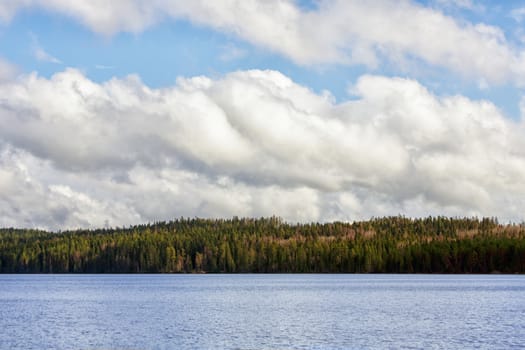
top-left (0, 216), bottom-right (524, 273)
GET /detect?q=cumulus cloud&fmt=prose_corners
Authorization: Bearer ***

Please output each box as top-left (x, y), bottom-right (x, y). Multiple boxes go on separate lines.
top-left (0, 68), bottom-right (525, 229)
top-left (1, 0), bottom-right (524, 85)
top-left (0, 147), bottom-right (141, 228)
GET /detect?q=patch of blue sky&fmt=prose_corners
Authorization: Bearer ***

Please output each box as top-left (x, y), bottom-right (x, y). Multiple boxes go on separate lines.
top-left (295, 0), bottom-right (321, 11)
top-left (0, 8), bottom-right (366, 102)
top-left (0, 10), bottom-right (92, 76)
top-left (415, 0), bottom-right (525, 46)
top-left (0, 3), bottom-right (523, 119)
top-left (1, 11), bottom-right (233, 86)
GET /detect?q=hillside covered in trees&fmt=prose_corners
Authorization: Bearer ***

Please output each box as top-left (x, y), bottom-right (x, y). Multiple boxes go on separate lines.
top-left (1, 216), bottom-right (524, 273)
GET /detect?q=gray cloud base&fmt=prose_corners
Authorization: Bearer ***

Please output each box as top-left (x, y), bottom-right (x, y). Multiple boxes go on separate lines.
top-left (0, 69), bottom-right (524, 229)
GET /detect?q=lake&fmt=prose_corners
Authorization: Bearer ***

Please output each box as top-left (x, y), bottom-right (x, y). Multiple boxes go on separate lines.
top-left (0, 274), bottom-right (523, 349)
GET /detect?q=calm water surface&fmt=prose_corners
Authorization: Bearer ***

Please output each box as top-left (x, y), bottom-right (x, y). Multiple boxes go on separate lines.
top-left (0, 274), bottom-right (524, 349)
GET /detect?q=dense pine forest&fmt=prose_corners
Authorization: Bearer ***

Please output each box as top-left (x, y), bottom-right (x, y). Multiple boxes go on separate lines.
top-left (1, 216), bottom-right (524, 273)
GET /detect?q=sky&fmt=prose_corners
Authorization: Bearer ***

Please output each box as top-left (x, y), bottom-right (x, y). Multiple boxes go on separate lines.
top-left (1, 0), bottom-right (525, 230)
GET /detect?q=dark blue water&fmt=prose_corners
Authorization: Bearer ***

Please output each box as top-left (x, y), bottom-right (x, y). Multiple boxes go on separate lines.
top-left (0, 274), bottom-right (523, 349)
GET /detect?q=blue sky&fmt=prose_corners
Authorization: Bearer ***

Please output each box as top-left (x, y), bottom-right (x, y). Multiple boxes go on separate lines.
top-left (2, 0), bottom-right (524, 115)
top-left (1, 0), bottom-right (525, 229)
top-left (0, 5), bottom-right (359, 104)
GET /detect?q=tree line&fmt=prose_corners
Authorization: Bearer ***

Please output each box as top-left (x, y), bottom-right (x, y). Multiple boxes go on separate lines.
top-left (0, 216), bottom-right (524, 273)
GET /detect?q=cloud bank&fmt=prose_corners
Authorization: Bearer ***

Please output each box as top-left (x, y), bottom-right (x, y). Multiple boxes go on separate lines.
top-left (2, 0), bottom-right (525, 85)
top-left (1, 68), bottom-right (524, 229)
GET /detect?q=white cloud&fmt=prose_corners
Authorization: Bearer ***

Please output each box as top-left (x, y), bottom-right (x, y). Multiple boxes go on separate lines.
top-left (219, 43), bottom-right (247, 62)
top-left (2, 0), bottom-right (524, 85)
top-left (0, 0), bottom-right (31, 22)
top-left (477, 78), bottom-right (489, 90)
top-left (0, 148), bottom-right (142, 228)
top-left (95, 64), bottom-right (115, 70)
top-left (34, 47), bottom-right (62, 64)
top-left (511, 7), bottom-right (525, 23)
top-left (432, 0), bottom-right (481, 11)
top-left (30, 32), bottom-right (62, 64)
top-left (146, 0), bottom-right (525, 84)
top-left (0, 0), bottom-right (159, 34)
top-left (0, 68), bottom-right (525, 229)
